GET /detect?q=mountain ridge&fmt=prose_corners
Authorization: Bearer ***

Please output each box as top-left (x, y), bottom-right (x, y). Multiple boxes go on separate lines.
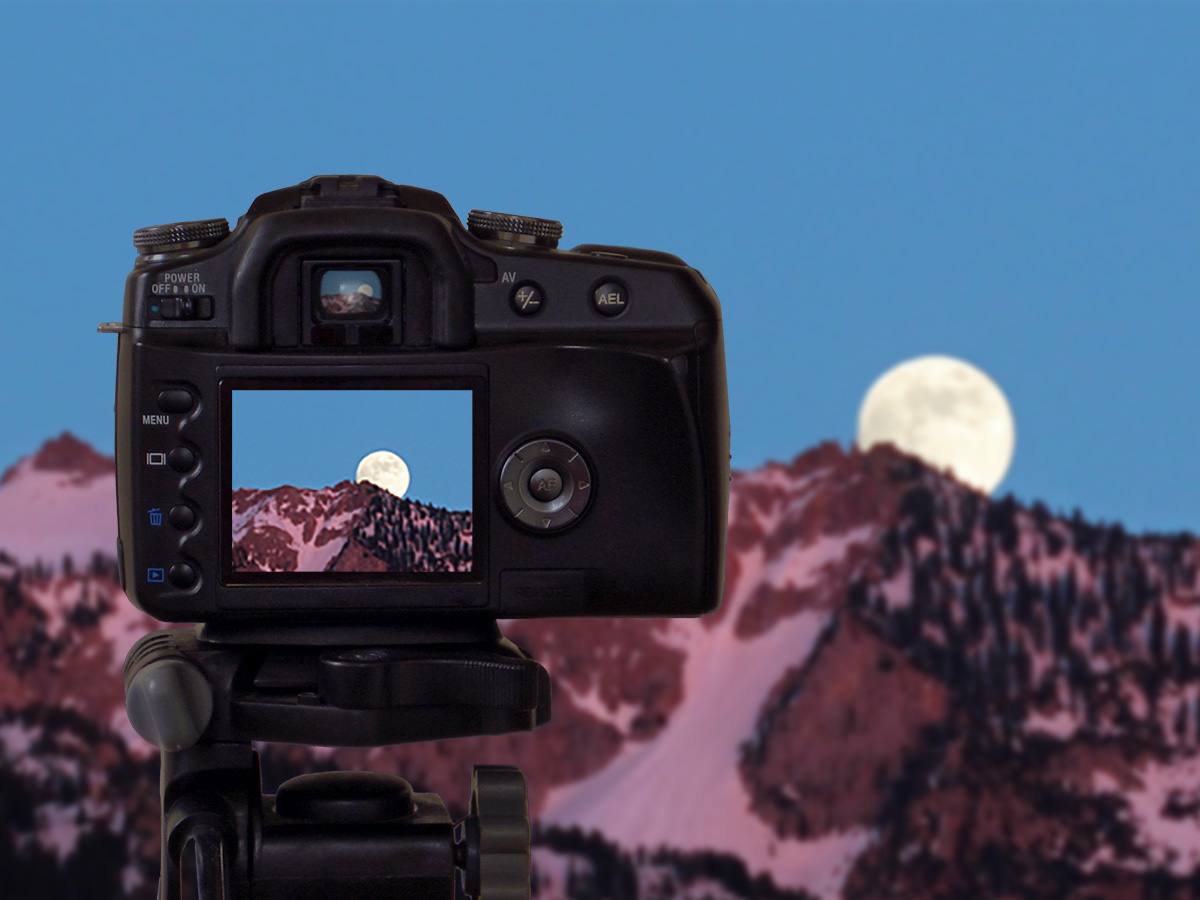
top-left (2, 433), bottom-right (1200, 899)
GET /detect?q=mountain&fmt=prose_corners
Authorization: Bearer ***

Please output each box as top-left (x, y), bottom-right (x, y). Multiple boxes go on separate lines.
top-left (232, 480), bottom-right (472, 573)
top-left (2, 434), bottom-right (1200, 899)
top-left (0, 432), bottom-right (117, 571)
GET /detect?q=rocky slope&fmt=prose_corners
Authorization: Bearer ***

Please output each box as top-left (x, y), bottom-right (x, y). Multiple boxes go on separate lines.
top-left (2, 434), bottom-right (1199, 899)
top-left (233, 479), bottom-right (472, 573)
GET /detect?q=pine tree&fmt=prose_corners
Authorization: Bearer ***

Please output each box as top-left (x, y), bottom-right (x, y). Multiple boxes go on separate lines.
top-left (1172, 624), bottom-right (1192, 682)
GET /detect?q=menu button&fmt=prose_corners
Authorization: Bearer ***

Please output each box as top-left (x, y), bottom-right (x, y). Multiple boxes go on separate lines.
top-left (158, 389), bottom-right (194, 413)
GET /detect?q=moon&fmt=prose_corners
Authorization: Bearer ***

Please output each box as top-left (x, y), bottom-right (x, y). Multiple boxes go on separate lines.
top-left (355, 450), bottom-right (410, 499)
top-left (856, 355), bottom-right (1015, 494)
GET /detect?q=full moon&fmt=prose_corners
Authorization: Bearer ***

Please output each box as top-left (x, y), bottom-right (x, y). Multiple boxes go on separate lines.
top-left (355, 450), bottom-right (410, 499)
top-left (856, 355), bottom-right (1015, 494)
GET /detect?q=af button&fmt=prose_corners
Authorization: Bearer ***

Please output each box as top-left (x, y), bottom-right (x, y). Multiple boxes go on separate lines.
top-left (499, 439), bottom-right (592, 532)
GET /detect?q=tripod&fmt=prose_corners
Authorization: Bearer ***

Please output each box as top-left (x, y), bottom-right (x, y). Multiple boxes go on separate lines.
top-left (123, 622), bottom-right (551, 900)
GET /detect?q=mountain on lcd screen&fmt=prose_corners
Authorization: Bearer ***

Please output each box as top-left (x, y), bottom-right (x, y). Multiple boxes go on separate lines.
top-left (232, 480), bottom-right (472, 573)
top-left (3, 432), bottom-right (1200, 900)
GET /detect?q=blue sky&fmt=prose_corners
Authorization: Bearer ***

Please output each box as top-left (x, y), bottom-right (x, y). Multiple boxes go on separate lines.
top-left (233, 389), bottom-right (473, 510)
top-left (1, 2), bottom-right (1198, 534)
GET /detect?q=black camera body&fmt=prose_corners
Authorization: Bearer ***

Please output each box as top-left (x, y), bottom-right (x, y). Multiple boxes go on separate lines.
top-left (110, 175), bottom-right (728, 641)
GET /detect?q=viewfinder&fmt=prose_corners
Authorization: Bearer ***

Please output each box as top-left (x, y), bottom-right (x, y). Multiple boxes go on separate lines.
top-left (318, 269), bottom-right (387, 320)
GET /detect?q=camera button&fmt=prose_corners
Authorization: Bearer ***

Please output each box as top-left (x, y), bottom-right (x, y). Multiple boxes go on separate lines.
top-left (167, 447), bottom-right (196, 473)
top-left (157, 389), bottom-right (194, 413)
top-left (528, 468), bottom-right (564, 502)
top-left (592, 281), bottom-right (628, 317)
top-left (500, 438), bottom-right (593, 532)
top-left (510, 283), bottom-right (544, 316)
top-left (168, 505), bottom-right (196, 530)
top-left (168, 563), bottom-right (197, 589)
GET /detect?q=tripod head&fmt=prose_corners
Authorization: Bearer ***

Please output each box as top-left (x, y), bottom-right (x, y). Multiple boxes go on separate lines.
top-left (124, 626), bottom-right (549, 900)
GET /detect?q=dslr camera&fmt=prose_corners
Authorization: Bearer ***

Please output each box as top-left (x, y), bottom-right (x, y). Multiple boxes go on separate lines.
top-left (111, 174), bottom-right (728, 638)
top-left (102, 175), bottom-right (728, 900)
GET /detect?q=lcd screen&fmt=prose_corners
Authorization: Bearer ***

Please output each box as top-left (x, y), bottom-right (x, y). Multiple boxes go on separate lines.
top-left (230, 388), bottom-right (473, 575)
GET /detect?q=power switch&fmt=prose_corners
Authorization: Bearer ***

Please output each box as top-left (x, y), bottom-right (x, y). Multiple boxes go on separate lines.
top-left (160, 296), bottom-right (214, 320)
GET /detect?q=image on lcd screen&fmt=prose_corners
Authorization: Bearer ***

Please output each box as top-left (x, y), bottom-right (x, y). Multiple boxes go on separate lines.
top-left (231, 389), bottom-right (473, 574)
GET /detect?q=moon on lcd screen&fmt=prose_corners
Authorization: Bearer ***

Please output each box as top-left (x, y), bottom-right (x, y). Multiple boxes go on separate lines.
top-left (856, 355), bottom-right (1016, 494)
top-left (357, 283), bottom-right (375, 296)
top-left (355, 450), bottom-right (410, 499)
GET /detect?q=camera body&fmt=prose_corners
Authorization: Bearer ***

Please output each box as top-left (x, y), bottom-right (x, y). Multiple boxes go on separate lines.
top-left (111, 175), bottom-right (728, 639)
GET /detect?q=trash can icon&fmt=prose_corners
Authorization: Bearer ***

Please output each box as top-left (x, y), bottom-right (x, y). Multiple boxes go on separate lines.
top-left (149, 508), bottom-right (163, 526)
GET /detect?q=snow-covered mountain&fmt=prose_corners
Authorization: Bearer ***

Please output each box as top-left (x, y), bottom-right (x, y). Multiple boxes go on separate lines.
top-left (233, 480), bottom-right (472, 573)
top-left (2, 434), bottom-right (1199, 899)
top-left (0, 433), bottom-right (118, 571)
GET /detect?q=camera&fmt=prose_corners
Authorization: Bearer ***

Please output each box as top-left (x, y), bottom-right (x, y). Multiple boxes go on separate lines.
top-left (106, 175), bottom-right (729, 641)
top-left (102, 176), bottom-right (728, 900)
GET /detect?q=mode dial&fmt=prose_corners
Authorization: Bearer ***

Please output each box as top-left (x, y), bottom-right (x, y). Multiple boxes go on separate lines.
top-left (467, 210), bottom-right (562, 249)
top-left (133, 219), bottom-right (230, 254)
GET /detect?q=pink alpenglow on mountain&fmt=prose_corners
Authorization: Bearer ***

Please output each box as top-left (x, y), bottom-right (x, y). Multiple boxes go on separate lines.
top-left (231, 479), bottom-right (472, 573)
top-left (3, 434), bottom-right (1200, 899)
top-left (0, 432), bottom-right (118, 571)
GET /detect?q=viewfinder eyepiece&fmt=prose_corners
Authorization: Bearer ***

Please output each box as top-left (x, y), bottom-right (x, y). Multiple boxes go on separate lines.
top-left (318, 269), bottom-right (387, 320)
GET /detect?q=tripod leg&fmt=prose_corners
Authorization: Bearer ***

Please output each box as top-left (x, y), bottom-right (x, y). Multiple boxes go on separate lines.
top-left (191, 823), bottom-right (231, 900)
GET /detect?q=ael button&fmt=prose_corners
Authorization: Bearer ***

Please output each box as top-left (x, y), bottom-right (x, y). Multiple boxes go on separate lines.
top-left (591, 281), bottom-right (628, 317)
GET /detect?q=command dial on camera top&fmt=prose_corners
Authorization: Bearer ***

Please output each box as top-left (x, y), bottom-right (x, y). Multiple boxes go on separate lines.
top-left (467, 210), bottom-right (563, 249)
top-left (133, 219), bottom-right (230, 255)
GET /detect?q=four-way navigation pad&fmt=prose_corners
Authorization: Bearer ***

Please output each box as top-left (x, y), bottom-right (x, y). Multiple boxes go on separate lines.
top-left (499, 438), bottom-right (592, 532)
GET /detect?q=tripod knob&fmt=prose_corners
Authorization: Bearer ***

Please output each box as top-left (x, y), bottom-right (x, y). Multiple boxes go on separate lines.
top-left (125, 657), bottom-right (214, 751)
top-left (456, 766), bottom-right (531, 900)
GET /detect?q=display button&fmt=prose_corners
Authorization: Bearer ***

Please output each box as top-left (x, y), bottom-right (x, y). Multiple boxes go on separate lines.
top-left (158, 389), bottom-right (194, 413)
top-left (510, 283), bottom-right (544, 316)
top-left (169, 563), bottom-right (197, 589)
top-left (592, 281), bottom-right (628, 317)
top-left (169, 505), bottom-right (196, 530)
top-left (168, 447), bottom-right (196, 472)
top-left (528, 467), bottom-right (563, 502)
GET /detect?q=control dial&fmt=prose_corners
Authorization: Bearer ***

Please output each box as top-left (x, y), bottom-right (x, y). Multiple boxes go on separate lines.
top-left (499, 438), bottom-right (592, 532)
top-left (133, 219), bottom-right (230, 254)
top-left (468, 210), bottom-right (563, 249)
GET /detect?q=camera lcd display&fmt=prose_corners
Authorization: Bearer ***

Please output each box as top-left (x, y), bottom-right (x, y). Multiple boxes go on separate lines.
top-left (230, 388), bottom-right (474, 575)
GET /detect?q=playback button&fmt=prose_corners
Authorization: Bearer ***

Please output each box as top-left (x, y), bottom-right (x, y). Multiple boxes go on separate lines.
top-left (169, 563), bottom-right (197, 589)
